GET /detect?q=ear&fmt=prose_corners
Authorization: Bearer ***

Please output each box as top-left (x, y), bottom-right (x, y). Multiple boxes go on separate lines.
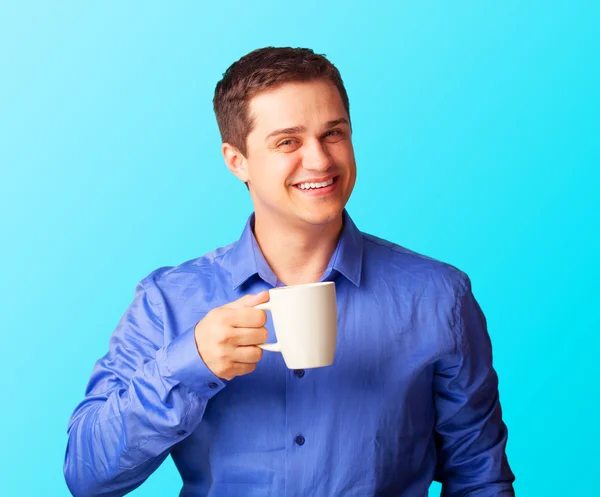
top-left (222, 143), bottom-right (249, 183)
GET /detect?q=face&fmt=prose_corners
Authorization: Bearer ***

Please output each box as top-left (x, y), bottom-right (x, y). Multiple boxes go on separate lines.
top-left (223, 79), bottom-right (356, 230)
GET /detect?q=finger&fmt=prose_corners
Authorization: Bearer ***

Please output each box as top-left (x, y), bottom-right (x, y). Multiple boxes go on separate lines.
top-left (226, 307), bottom-right (268, 328)
top-left (231, 345), bottom-right (263, 364)
top-left (232, 327), bottom-right (269, 346)
top-left (230, 362), bottom-right (257, 378)
top-left (225, 291), bottom-right (269, 310)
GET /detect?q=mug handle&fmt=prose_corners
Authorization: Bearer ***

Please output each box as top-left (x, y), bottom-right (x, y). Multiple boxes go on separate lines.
top-left (254, 302), bottom-right (281, 352)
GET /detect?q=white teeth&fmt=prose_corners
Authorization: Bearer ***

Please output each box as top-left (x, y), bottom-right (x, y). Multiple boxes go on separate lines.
top-left (297, 178), bottom-right (335, 190)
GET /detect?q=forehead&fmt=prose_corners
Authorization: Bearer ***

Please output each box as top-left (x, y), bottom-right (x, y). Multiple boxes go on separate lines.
top-left (248, 79), bottom-right (347, 133)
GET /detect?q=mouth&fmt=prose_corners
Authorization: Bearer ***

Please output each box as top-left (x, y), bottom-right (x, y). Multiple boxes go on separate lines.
top-left (293, 176), bottom-right (339, 191)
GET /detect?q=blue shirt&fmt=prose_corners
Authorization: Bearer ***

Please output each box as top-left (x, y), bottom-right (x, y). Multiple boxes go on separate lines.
top-left (64, 212), bottom-right (515, 496)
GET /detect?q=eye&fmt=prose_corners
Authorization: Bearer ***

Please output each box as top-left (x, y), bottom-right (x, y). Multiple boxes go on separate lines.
top-left (276, 139), bottom-right (297, 148)
top-left (323, 129), bottom-right (344, 141)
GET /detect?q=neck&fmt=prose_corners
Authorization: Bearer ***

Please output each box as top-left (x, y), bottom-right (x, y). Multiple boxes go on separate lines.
top-left (253, 214), bottom-right (343, 286)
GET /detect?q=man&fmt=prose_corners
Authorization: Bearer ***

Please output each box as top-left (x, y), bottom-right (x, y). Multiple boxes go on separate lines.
top-left (64, 47), bottom-right (515, 496)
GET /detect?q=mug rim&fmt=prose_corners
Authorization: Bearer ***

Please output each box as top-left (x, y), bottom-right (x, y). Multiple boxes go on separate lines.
top-left (270, 281), bottom-right (334, 292)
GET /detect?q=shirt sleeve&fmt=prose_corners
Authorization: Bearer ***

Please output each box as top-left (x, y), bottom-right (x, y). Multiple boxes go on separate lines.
top-left (433, 274), bottom-right (516, 496)
top-left (64, 278), bottom-right (226, 497)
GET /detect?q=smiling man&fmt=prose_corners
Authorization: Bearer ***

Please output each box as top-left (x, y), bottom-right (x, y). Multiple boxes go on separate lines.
top-left (64, 47), bottom-right (515, 497)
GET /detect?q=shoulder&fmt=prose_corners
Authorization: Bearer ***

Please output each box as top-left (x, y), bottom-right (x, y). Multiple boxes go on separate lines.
top-left (136, 241), bottom-right (237, 298)
top-left (361, 232), bottom-right (470, 297)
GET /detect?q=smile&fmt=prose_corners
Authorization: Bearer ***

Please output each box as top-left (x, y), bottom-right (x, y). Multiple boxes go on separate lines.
top-left (295, 177), bottom-right (336, 190)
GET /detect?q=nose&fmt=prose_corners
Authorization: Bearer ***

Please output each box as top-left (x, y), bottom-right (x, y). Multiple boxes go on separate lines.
top-left (302, 139), bottom-right (332, 172)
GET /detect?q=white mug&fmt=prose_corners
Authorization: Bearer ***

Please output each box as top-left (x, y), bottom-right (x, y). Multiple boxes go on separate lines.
top-left (255, 281), bottom-right (337, 369)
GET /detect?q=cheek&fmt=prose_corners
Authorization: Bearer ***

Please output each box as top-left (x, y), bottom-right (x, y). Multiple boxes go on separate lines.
top-left (251, 154), bottom-right (300, 189)
top-left (330, 142), bottom-right (355, 164)
top-left (274, 155), bottom-right (302, 184)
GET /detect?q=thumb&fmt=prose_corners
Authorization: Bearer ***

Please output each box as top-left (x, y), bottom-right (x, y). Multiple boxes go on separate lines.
top-left (226, 291), bottom-right (270, 310)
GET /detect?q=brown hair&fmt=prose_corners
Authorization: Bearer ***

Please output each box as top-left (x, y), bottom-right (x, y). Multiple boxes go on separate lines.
top-left (213, 47), bottom-right (350, 157)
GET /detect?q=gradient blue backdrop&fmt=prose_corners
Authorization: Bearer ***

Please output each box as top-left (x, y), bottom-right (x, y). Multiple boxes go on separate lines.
top-left (1, 1), bottom-right (598, 496)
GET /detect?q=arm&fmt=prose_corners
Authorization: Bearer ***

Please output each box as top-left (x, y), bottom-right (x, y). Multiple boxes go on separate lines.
top-left (64, 279), bottom-right (225, 497)
top-left (433, 275), bottom-right (515, 497)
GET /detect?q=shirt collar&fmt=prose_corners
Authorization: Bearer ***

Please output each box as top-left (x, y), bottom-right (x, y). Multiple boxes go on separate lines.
top-left (228, 210), bottom-right (363, 290)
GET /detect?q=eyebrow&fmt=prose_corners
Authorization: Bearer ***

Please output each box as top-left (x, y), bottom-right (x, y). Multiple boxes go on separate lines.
top-left (264, 117), bottom-right (349, 142)
top-left (325, 118), bottom-right (349, 128)
top-left (265, 126), bottom-right (306, 141)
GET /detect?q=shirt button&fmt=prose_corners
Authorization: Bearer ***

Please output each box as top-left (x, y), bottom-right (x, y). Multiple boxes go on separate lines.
top-left (293, 369), bottom-right (305, 378)
top-left (177, 430), bottom-right (186, 436)
top-left (294, 435), bottom-right (305, 446)
top-left (208, 382), bottom-right (219, 389)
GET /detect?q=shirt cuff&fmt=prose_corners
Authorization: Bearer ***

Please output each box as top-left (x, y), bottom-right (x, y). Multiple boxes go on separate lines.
top-left (160, 326), bottom-right (227, 397)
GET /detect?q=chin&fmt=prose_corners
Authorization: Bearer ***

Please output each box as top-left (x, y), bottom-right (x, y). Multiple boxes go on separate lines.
top-left (298, 207), bottom-right (344, 227)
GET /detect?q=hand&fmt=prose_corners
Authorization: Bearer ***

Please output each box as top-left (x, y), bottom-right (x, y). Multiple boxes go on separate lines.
top-left (194, 292), bottom-right (270, 380)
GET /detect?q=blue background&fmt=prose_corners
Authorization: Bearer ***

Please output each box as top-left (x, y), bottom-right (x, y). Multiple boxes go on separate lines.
top-left (1, 1), bottom-right (598, 495)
